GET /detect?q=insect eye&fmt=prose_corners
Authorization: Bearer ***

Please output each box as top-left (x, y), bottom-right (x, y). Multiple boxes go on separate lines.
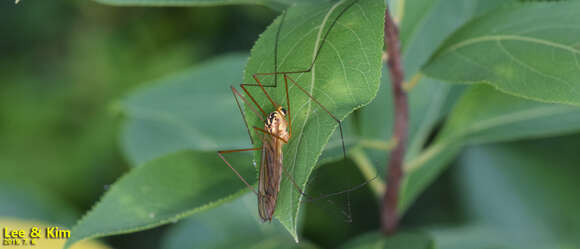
top-left (280, 108), bottom-right (287, 116)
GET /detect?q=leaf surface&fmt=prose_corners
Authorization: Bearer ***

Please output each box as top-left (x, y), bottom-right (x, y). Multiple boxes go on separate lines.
top-left (64, 151), bottom-right (256, 249)
top-left (423, 2), bottom-right (580, 105)
top-left (401, 0), bottom-right (517, 75)
top-left (93, 0), bottom-right (324, 9)
top-left (355, 0), bottom-right (513, 193)
top-left (338, 232), bottom-right (433, 249)
top-left (241, 0), bottom-right (384, 240)
top-left (161, 194), bottom-right (320, 249)
top-left (456, 136), bottom-right (580, 247)
top-left (399, 85), bottom-right (580, 213)
top-left (121, 54), bottom-right (250, 165)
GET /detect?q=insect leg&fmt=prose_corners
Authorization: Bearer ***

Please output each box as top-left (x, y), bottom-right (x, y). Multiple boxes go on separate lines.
top-left (279, 162), bottom-right (376, 203)
top-left (278, 160), bottom-right (375, 222)
top-left (285, 74), bottom-right (346, 158)
top-left (238, 9), bottom-right (288, 111)
top-left (217, 148), bottom-right (261, 196)
top-left (248, 72), bottom-right (346, 158)
top-left (241, 75), bottom-right (281, 113)
top-left (252, 126), bottom-right (288, 144)
top-left (282, 74), bottom-right (292, 137)
top-left (231, 86), bottom-right (264, 145)
top-left (253, 0), bottom-right (361, 76)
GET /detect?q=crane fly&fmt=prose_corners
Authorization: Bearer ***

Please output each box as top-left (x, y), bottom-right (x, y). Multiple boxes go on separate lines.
top-left (218, 0), bottom-right (361, 222)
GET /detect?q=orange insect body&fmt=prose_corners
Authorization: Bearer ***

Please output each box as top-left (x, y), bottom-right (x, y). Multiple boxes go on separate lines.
top-left (258, 107), bottom-right (289, 221)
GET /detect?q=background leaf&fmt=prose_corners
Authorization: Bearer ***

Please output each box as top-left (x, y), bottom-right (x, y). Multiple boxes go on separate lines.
top-left (399, 84), bottom-right (580, 213)
top-left (65, 151), bottom-right (256, 249)
top-left (423, 2), bottom-right (580, 105)
top-left (161, 194), bottom-right (320, 249)
top-left (0, 183), bottom-right (78, 226)
top-left (301, 159), bottom-right (380, 249)
top-left (242, 0), bottom-right (384, 240)
top-left (93, 0), bottom-right (324, 10)
top-left (338, 232), bottom-right (433, 249)
top-left (421, 134), bottom-right (580, 249)
top-left (401, 0), bottom-right (517, 75)
top-left (121, 53), bottom-right (250, 166)
top-left (454, 135), bottom-right (580, 247)
top-left (437, 85), bottom-right (580, 144)
top-left (428, 226), bottom-right (521, 249)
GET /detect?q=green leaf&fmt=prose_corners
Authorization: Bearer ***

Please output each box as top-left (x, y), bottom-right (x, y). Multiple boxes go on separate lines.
top-left (423, 2), bottom-right (580, 105)
top-left (338, 232), bottom-right (433, 249)
top-left (242, 0), bottom-right (384, 240)
top-left (121, 53), bottom-right (250, 166)
top-left (93, 0), bottom-right (324, 10)
top-left (354, 0), bottom-right (513, 192)
top-left (301, 158), bottom-right (380, 249)
top-left (64, 151), bottom-right (256, 249)
top-left (358, 75), bottom-right (461, 181)
top-left (437, 85), bottom-right (580, 144)
top-left (401, 0), bottom-right (517, 75)
top-left (429, 226), bottom-right (524, 249)
top-left (455, 135), bottom-right (580, 247)
top-left (161, 194), bottom-right (320, 249)
top-left (430, 225), bottom-right (580, 249)
top-left (399, 84), bottom-right (580, 213)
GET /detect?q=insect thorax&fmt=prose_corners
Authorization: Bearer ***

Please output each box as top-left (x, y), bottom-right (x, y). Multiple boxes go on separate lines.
top-left (265, 109), bottom-right (289, 141)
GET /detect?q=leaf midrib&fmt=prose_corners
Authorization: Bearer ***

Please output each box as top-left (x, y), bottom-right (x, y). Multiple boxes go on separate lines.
top-left (451, 106), bottom-right (574, 140)
top-left (288, 0), bottom-right (346, 234)
top-left (406, 105), bottom-right (577, 173)
top-left (440, 34), bottom-right (580, 56)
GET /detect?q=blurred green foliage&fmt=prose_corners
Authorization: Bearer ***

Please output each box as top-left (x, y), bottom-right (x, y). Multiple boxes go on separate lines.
top-left (0, 0), bottom-right (274, 204)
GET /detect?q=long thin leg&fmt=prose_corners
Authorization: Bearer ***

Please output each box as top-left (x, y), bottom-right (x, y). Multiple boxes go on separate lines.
top-left (237, 9), bottom-right (288, 113)
top-left (278, 159), bottom-right (375, 222)
top-left (240, 0), bottom-right (355, 114)
top-left (343, 192), bottom-right (352, 223)
top-left (279, 162), bottom-right (377, 203)
top-left (252, 0), bottom-right (361, 76)
top-left (231, 86), bottom-right (264, 145)
top-left (230, 0), bottom-right (357, 199)
top-left (239, 83), bottom-right (270, 118)
top-left (306, 176), bottom-right (377, 202)
top-left (250, 72), bottom-right (346, 158)
top-left (217, 148), bottom-right (261, 196)
top-left (239, 71), bottom-right (291, 117)
top-left (243, 0), bottom-right (359, 145)
top-left (286, 74), bottom-right (346, 158)
top-left (283, 74), bottom-right (292, 137)
top-left (273, 10), bottom-right (287, 89)
top-left (308, 0), bottom-right (360, 70)
top-left (241, 75), bottom-right (280, 113)
top-left (253, 126), bottom-right (288, 144)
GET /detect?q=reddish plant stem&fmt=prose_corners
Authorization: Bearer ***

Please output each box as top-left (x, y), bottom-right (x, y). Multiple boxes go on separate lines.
top-left (381, 6), bottom-right (408, 235)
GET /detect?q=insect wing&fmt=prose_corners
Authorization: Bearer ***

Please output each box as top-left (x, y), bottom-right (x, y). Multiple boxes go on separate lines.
top-left (257, 133), bottom-right (284, 221)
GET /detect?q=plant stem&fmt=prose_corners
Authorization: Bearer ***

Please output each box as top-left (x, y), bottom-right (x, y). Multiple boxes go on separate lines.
top-left (381, 5), bottom-right (408, 235)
